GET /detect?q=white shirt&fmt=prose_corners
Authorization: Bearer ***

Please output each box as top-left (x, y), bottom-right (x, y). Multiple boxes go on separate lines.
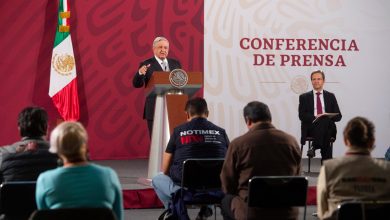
top-left (313, 90), bottom-right (325, 116)
top-left (154, 56), bottom-right (169, 71)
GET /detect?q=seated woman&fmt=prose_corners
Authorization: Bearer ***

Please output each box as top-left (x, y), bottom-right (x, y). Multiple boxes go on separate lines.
top-left (317, 117), bottom-right (390, 220)
top-left (35, 122), bottom-right (123, 220)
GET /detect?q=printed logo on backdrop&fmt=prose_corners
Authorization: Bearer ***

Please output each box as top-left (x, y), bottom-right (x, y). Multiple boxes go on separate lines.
top-left (52, 53), bottom-right (75, 76)
top-left (291, 75), bottom-right (309, 94)
top-left (240, 38), bottom-right (359, 67)
top-left (169, 69), bottom-right (188, 88)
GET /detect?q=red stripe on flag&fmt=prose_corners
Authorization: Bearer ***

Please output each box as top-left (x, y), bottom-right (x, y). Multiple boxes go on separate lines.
top-left (66, 0), bottom-right (70, 26)
top-left (52, 78), bottom-right (80, 121)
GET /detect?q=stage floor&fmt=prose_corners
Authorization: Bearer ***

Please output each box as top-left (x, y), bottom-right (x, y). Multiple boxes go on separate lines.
top-left (94, 158), bottom-right (322, 189)
top-left (94, 158), bottom-right (322, 220)
top-left (95, 159), bottom-right (152, 190)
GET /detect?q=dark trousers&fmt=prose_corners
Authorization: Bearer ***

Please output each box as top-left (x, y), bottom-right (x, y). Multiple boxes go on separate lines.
top-left (221, 194), bottom-right (298, 220)
top-left (221, 194), bottom-right (235, 220)
top-left (147, 119), bottom-right (153, 138)
top-left (309, 116), bottom-right (336, 161)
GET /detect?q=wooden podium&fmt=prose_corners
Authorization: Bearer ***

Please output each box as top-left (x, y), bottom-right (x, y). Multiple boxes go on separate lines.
top-left (145, 71), bottom-right (203, 180)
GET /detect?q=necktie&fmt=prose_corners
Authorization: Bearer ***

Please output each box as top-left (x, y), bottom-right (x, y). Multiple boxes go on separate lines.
top-left (161, 61), bottom-right (168, 71)
top-left (316, 92), bottom-right (323, 115)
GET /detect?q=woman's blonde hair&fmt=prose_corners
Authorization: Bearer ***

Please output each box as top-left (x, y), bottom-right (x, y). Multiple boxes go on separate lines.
top-left (50, 121), bottom-right (88, 162)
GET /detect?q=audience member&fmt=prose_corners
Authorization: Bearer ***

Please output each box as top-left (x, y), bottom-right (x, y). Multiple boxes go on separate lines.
top-left (317, 117), bottom-right (390, 220)
top-left (0, 106), bottom-right (58, 182)
top-left (0, 144), bottom-right (58, 183)
top-left (35, 122), bottom-right (123, 220)
top-left (220, 101), bottom-right (301, 220)
top-left (152, 97), bottom-right (229, 220)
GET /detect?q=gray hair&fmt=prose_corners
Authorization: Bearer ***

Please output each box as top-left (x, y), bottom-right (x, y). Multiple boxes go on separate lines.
top-left (243, 101), bottom-right (272, 123)
top-left (153, 36), bottom-right (169, 47)
top-left (49, 121), bottom-right (88, 162)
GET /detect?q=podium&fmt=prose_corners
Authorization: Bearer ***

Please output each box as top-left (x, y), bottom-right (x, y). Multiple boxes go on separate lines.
top-left (145, 71), bottom-right (203, 180)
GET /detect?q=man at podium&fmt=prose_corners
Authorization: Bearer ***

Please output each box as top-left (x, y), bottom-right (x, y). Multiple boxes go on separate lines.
top-left (132, 36), bottom-right (182, 137)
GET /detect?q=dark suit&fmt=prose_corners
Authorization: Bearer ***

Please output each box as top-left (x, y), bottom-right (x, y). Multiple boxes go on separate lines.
top-left (133, 57), bottom-right (181, 136)
top-left (298, 90), bottom-right (342, 160)
top-left (0, 149), bottom-right (58, 182)
top-left (0, 139), bottom-right (58, 182)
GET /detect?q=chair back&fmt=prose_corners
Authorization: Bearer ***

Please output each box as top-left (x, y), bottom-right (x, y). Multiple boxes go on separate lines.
top-left (248, 176), bottom-right (308, 220)
top-left (29, 207), bottom-right (117, 220)
top-left (337, 201), bottom-right (390, 220)
top-left (0, 181), bottom-right (37, 220)
top-left (181, 158), bottom-right (224, 190)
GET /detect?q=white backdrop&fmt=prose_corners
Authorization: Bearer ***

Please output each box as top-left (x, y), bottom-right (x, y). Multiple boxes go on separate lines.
top-left (204, 0), bottom-right (390, 157)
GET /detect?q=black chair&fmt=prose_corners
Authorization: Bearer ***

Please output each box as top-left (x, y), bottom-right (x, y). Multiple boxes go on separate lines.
top-left (181, 158), bottom-right (225, 220)
top-left (28, 207), bottom-right (117, 220)
top-left (247, 176), bottom-right (308, 220)
top-left (301, 137), bottom-right (315, 172)
top-left (301, 137), bottom-right (335, 172)
top-left (0, 181), bottom-right (37, 220)
top-left (337, 201), bottom-right (390, 220)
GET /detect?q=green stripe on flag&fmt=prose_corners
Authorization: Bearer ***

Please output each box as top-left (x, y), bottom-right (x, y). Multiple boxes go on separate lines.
top-left (54, 0), bottom-right (69, 47)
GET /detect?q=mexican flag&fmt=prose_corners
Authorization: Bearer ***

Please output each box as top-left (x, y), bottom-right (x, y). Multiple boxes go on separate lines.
top-left (49, 0), bottom-right (80, 121)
